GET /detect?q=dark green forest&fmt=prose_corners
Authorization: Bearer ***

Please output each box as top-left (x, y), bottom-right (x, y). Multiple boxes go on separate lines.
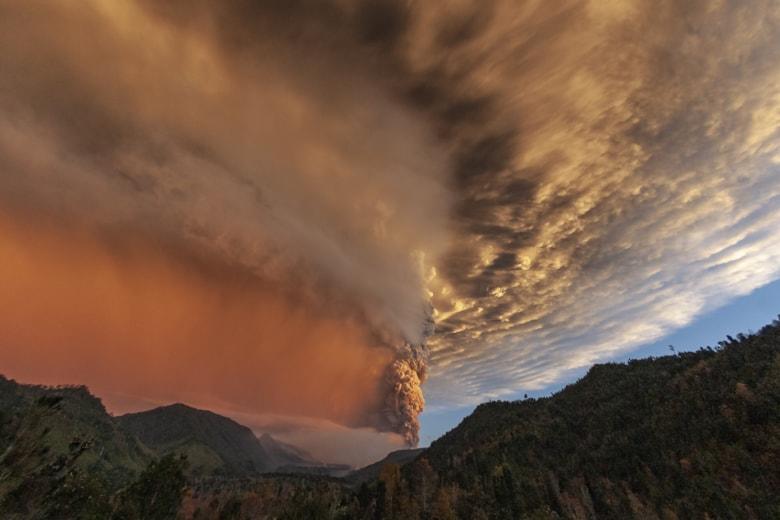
top-left (1, 317), bottom-right (778, 519)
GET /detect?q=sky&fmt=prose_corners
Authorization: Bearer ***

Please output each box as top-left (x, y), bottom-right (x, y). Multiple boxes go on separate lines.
top-left (0, 0), bottom-right (778, 467)
top-left (419, 278), bottom-right (780, 445)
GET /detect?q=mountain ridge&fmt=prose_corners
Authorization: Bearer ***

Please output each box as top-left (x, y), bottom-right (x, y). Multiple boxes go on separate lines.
top-left (347, 448), bottom-right (425, 484)
top-left (0, 316), bottom-right (778, 518)
top-left (117, 403), bottom-right (322, 476)
top-left (176, 317), bottom-right (780, 518)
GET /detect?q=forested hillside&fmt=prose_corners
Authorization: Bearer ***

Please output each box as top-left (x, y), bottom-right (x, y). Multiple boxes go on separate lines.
top-left (1, 317), bottom-right (778, 519)
top-left (352, 318), bottom-right (780, 519)
top-left (0, 377), bottom-right (183, 519)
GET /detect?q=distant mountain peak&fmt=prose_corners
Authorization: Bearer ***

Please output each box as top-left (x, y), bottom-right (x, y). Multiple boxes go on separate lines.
top-left (117, 403), bottom-right (320, 476)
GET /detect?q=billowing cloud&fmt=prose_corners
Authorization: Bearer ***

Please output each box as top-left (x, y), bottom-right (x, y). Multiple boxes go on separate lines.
top-left (0, 0), bottom-right (448, 449)
top-left (0, 0), bottom-right (778, 459)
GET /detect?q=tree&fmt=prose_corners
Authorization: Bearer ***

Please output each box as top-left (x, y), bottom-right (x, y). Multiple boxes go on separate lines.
top-left (431, 486), bottom-right (456, 520)
top-left (409, 458), bottom-right (437, 513)
top-left (378, 463), bottom-right (402, 518)
top-left (112, 454), bottom-right (188, 520)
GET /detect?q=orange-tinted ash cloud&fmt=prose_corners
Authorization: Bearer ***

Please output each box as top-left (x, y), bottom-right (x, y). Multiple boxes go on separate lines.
top-left (0, 215), bottom-right (395, 428)
top-left (0, 0), bottom-right (448, 455)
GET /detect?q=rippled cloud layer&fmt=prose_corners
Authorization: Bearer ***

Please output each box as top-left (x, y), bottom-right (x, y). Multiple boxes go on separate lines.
top-left (411, 0), bottom-right (780, 403)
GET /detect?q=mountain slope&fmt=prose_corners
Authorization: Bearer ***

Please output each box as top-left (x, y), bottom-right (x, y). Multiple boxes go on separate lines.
top-left (117, 404), bottom-right (319, 476)
top-left (118, 404), bottom-right (275, 476)
top-left (347, 448), bottom-right (424, 484)
top-left (0, 380), bottom-right (326, 518)
top-left (258, 433), bottom-right (354, 477)
top-left (258, 432), bottom-right (316, 469)
top-left (0, 377), bottom-right (152, 518)
top-left (182, 319), bottom-right (780, 519)
top-left (376, 318), bottom-right (780, 519)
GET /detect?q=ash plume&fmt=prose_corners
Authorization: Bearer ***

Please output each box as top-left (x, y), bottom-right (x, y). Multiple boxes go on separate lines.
top-left (382, 346), bottom-right (428, 446)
